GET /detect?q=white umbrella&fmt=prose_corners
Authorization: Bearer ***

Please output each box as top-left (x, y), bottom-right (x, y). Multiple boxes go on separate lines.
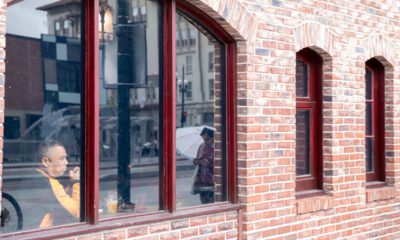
top-left (176, 125), bottom-right (215, 160)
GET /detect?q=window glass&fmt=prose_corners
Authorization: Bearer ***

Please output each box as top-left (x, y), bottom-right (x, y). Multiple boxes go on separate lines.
top-left (296, 110), bottom-right (310, 175)
top-left (366, 102), bottom-right (372, 136)
top-left (365, 67), bottom-right (374, 173)
top-left (189, 29), bottom-right (196, 46)
top-left (366, 68), bottom-right (372, 100)
top-left (208, 52), bottom-right (214, 72)
top-left (2, 0), bottom-right (82, 233)
top-left (98, 0), bottom-right (162, 217)
top-left (181, 30), bottom-right (188, 46)
top-left (366, 137), bottom-right (374, 172)
top-left (296, 59), bottom-right (308, 98)
top-left (209, 79), bottom-right (214, 99)
top-left (175, 12), bottom-right (225, 207)
top-left (365, 60), bottom-right (384, 181)
top-left (186, 55), bottom-right (192, 73)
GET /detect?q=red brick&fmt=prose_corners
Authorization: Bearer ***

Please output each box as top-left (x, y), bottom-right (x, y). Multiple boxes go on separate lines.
top-left (171, 219), bottom-right (189, 230)
top-left (149, 222), bottom-right (170, 233)
top-left (190, 216), bottom-right (208, 227)
top-left (77, 235), bottom-right (102, 240)
top-left (180, 228), bottom-right (198, 238)
top-left (103, 230), bottom-right (126, 240)
top-left (127, 226), bottom-right (149, 238)
top-left (160, 232), bottom-right (179, 240)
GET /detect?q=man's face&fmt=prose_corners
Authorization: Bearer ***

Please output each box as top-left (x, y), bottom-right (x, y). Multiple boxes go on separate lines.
top-left (42, 145), bottom-right (68, 178)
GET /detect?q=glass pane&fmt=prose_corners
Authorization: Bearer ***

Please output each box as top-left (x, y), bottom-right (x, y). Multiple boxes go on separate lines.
top-left (366, 137), bottom-right (374, 172)
top-left (2, 0), bottom-right (82, 233)
top-left (175, 12), bottom-right (225, 207)
top-left (366, 68), bottom-right (372, 100)
top-left (296, 59), bottom-right (309, 97)
top-left (296, 110), bottom-right (310, 175)
top-left (99, 0), bottom-right (162, 217)
top-left (366, 102), bottom-right (372, 136)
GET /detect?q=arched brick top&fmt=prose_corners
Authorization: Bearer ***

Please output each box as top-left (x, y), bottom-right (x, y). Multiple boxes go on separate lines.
top-left (293, 21), bottom-right (336, 56)
top-left (184, 0), bottom-right (259, 42)
top-left (362, 35), bottom-right (398, 66)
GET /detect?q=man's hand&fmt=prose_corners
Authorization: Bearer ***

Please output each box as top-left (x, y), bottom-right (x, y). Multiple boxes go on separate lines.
top-left (69, 167), bottom-right (80, 181)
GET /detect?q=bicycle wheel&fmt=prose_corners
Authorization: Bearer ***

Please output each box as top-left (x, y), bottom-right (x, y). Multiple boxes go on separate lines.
top-left (1, 192), bottom-right (23, 233)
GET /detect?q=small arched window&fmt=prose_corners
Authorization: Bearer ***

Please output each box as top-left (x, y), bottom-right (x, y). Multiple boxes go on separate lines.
top-left (365, 58), bottom-right (385, 184)
top-left (295, 48), bottom-right (323, 192)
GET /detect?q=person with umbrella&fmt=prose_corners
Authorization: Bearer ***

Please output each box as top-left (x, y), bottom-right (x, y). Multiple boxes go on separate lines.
top-left (191, 127), bottom-right (215, 204)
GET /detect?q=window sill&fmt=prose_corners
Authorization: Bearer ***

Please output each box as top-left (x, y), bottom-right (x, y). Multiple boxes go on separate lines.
top-left (366, 184), bottom-right (395, 203)
top-left (296, 190), bottom-right (333, 214)
top-left (1, 203), bottom-right (243, 240)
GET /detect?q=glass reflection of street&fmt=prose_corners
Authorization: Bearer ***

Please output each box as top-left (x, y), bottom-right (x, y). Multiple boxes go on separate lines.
top-left (2, 159), bottom-right (199, 231)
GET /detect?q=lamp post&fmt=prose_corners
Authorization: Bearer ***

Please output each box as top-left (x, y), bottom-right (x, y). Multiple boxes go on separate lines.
top-left (179, 66), bottom-right (187, 127)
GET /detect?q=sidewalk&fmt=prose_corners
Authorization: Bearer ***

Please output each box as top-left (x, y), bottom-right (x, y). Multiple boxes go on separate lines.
top-left (2, 156), bottom-right (194, 181)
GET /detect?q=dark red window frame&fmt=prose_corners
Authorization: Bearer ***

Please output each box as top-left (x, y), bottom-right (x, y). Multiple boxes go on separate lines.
top-left (295, 48), bottom-right (323, 192)
top-left (85, 0), bottom-right (238, 221)
top-left (365, 58), bottom-right (385, 184)
top-left (1, 0), bottom-right (238, 238)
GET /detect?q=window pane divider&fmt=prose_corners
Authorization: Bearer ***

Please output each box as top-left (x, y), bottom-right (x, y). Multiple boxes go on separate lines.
top-left (84, 0), bottom-right (100, 224)
top-left (163, 0), bottom-right (177, 212)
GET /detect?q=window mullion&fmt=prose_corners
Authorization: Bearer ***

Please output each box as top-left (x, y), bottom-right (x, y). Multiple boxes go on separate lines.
top-left (84, 0), bottom-right (100, 224)
top-left (163, 0), bottom-right (177, 212)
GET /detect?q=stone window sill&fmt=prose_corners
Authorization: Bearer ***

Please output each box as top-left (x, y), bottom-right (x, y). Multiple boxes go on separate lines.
top-left (366, 184), bottom-right (395, 203)
top-left (296, 190), bottom-right (333, 214)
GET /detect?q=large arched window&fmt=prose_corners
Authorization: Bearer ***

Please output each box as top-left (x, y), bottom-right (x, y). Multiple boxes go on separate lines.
top-left (365, 58), bottom-right (385, 184)
top-left (1, 0), bottom-right (237, 236)
top-left (295, 48), bottom-right (323, 192)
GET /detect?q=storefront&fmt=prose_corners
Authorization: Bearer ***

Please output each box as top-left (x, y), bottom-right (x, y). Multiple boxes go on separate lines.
top-left (1, 0), bottom-right (400, 239)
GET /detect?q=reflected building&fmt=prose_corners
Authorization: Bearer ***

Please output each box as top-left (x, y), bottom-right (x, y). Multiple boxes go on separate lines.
top-left (4, 0), bottom-right (216, 163)
top-left (175, 15), bottom-right (216, 127)
top-left (4, 35), bottom-right (44, 141)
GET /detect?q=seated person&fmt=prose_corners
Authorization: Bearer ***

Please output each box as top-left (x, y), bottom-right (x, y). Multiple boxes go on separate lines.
top-left (25, 141), bottom-right (80, 229)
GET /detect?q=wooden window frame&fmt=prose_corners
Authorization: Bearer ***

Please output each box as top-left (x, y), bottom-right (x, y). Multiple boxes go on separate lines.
top-left (295, 48), bottom-right (323, 192)
top-left (1, 0), bottom-right (238, 238)
top-left (365, 58), bottom-right (385, 184)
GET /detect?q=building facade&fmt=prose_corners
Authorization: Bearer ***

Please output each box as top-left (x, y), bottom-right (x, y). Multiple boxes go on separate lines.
top-left (1, 0), bottom-right (400, 239)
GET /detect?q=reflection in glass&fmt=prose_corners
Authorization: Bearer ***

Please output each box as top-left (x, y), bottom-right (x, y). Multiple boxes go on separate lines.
top-left (296, 59), bottom-right (308, 97)
top-left (175, 12), bottom-right (225, 208)
top-left (296, 110), bottom-right (310, 175)
top-left (366, 137), bottom-right (374, 172)
top-left (98, 0), bottom-right (162, 217)
top-left (366, 68), bottom-right (372, 100)
top-left (366, 103), bottom-right (372, 136)
top-left (3, 0), bottom-right (82, 232)
top-left (365, 68), bottom-right (374, 173)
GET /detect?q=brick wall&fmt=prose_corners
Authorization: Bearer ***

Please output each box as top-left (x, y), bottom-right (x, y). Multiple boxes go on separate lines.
top-left (69, 211), bottom-right (240, 240)
top-left (234, 0), bottom-right (400, 239)
top-left (2, 0), bottom-right (400, 239)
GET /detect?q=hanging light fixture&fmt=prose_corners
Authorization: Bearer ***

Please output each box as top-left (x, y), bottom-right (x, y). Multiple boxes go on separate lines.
top-left (99, 0), bottom-right (113, 41)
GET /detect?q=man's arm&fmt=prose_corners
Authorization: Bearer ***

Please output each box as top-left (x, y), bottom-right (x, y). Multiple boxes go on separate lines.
top-left (49, 178), bottom-right (80, 218)
top-left (48, 167), bottom-right (80, 219)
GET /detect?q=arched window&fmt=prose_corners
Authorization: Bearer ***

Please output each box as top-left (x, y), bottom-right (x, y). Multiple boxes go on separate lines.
top-left (295, 48), bottom-right (323, 192)
top-left (2, 0), bottom-right (237, 235)
top-left (365, 58), bottom-right (385, 184)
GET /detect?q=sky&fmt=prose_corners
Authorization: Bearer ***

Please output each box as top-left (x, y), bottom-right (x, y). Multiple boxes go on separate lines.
top-left (7, 0), bottom-right (55, 38)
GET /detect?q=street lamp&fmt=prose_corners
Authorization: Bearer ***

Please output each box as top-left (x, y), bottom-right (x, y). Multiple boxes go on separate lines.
top-left (178, 66), bottom-right (188, 127)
